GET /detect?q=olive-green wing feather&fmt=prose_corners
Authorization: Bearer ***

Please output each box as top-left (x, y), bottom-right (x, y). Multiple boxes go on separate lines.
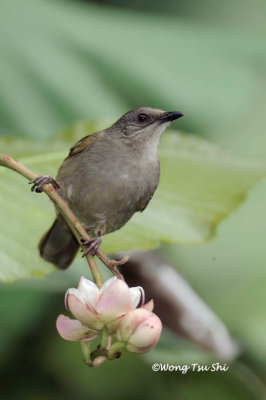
top-left (66, 130), bottom-right (107, 158)
top-left (67, 133), bottom-right (97, 157)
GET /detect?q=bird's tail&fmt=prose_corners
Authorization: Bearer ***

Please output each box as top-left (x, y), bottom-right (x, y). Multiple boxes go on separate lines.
top-left (39, 217), bottom-right (79, 269)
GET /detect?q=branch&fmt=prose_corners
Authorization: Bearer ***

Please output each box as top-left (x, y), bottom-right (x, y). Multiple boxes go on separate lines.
top-left (0, 153), bottom-right (128, 286)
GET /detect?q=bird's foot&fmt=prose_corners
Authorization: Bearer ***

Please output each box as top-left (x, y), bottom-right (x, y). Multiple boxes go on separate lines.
top-left (29, 175), bottom-right (60, 193)
top-left (96, 251), bottom-right (130, 280)
top-left (81, 234), bottom-right (102, 257)
top-left (80, 234), bottom-right (129, 279)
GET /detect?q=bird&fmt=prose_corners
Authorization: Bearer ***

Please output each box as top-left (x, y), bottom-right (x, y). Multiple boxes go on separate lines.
top-left (30, 107), bottom-right (183, 269)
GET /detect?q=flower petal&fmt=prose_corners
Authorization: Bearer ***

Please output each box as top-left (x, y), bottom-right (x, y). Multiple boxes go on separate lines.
top-left (66, 288), bottom-right (83, 304)
top-left (129, 286), bottom-right (143, 309)
top-left (125, 343), bottom-right (157, 354)
top-left (117, 308), bottom-right (149, 341)
top-left (78, 276), bottom-right (99, 308)
top-left (117, 308), bottom-right (162, 353)
top-left (129, 313), bottom-right (162, 349)
top-left (100, 276), bottom-right (117, 293)
top-left (56, 315), bottom-right (97, 341)
top-left (68, 294), bottom-right (103, 330)
top-left (97, 279), bottom-right (132, 324)
top-left (143, 299), bottom-right (154, 312)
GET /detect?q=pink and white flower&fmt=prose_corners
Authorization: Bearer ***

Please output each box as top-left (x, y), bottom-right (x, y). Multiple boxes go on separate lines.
top-left (56, 276), bottom-right (143, 341)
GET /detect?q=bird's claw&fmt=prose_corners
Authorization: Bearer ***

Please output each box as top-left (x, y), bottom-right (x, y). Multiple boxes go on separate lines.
top-left (29, 175), bottom-right (60, 193)
top-left (81, 236), bottom-right (102, 257)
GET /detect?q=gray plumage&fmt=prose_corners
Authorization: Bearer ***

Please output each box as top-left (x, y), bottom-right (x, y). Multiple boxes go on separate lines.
top-left (39, 107), bottom-right (183, 269)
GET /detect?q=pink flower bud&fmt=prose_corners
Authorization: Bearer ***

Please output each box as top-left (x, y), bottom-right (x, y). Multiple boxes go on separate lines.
top-left (117, 308), bottom-right (162, 353)
top-left (56, 277), bottom-right (144, 341)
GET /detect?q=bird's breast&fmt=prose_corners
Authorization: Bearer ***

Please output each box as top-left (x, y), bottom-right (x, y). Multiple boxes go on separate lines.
top-left (58, 147), bottom-right (160, 235)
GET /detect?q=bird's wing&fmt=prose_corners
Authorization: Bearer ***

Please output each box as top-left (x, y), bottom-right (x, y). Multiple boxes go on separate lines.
top-left (67, 132), bottom-right (99, 158)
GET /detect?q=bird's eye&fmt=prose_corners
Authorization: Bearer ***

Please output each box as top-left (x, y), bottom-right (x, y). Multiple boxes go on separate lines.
top-left (138, 113), bottom-right (148, 122)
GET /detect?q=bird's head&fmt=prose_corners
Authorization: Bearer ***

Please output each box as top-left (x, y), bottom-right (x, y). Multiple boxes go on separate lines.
top-left (111, 107), bottom-right (183, 147)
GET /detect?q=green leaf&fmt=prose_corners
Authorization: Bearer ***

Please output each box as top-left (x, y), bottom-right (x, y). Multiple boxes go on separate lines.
top-left (0, 127), bottom-right (265, 282)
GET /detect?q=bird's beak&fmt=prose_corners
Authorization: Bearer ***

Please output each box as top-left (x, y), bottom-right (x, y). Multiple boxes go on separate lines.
top-left (159, 111), bottom-right (184, 124)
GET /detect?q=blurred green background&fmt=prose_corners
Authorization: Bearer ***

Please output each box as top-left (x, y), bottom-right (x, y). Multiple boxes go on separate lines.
top-left (1, 0), bottom-right (266, 398)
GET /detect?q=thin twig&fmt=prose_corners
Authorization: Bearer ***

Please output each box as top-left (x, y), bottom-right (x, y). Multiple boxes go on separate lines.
top-left (0, 153), bottom-right (128, 285)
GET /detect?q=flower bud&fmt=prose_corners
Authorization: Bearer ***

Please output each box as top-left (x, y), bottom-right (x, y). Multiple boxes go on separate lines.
top-left (117, 308), bottom-right (162, 353)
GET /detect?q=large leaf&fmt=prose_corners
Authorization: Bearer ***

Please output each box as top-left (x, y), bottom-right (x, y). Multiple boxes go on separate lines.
top-left (0, 127), bottom-right (265, 281)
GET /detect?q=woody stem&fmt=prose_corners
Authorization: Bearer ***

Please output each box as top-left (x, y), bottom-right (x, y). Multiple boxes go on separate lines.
top-left (0, 153), bottom-right (106, 286)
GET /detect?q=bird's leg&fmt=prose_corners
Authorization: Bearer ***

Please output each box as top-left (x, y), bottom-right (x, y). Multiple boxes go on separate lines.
top-left (81, 231), bottom-right (102, 257)
top-left (29, 175), bottom-right (60, 193)
top-left (80, 233), bottom-right (127, 279)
